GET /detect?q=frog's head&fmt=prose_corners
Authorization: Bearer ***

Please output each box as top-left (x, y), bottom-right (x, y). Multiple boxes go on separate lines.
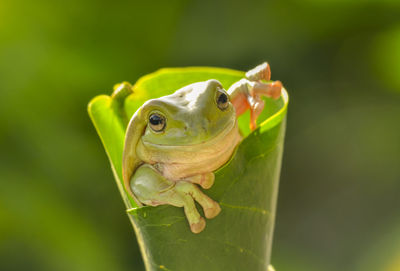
top-left (123, 80), bottom-right (238, 195)
top-left (140, 79), bottom-right (236, 146)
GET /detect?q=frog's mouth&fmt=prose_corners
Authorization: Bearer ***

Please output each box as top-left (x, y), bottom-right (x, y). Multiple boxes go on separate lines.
top-left (141, 117), bottom-right (238, 149)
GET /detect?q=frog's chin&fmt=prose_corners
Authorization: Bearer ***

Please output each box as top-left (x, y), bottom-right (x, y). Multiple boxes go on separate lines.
top-left (136, 120), bottom-right (241, 180)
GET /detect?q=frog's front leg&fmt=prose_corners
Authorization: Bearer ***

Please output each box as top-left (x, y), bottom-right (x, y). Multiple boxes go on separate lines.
top-left (131, 164), bottom-right (219, 233)
top-left (228, 62), bottom-right (282, 130)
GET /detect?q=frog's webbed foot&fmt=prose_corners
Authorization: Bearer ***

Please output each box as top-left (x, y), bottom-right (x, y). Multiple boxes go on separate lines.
top-left (247, 80), bottom-right (282, 130)
top-left (228, 62), bottom-right (283, 130)
top-left (131, 165), bottom-right (220, 233)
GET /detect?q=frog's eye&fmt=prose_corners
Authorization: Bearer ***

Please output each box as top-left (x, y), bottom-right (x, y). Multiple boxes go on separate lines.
top-left (149, 113), bottom-right (166, 132)
top-left (216, 90), bottom-right (229, 111)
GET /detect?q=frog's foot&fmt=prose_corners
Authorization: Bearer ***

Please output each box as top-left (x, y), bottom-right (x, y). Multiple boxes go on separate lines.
top-left (157, 185), bottom-right (207, 233)
top-left (245, 62), bottom-right (271, 81)
top-left (204, 201), bottom-right (221, 219)
top-left (184, 172), bottom-right (215, 189)
top-left (181, 194), bottom-right (206, 233)
top-left (228, 62), bottom-right (283, 130)
top-left (248, 80), bottom-right (282, 130)
top-left (252, 80), bottom-right (282, 99)
top-left (190, 217), bottom-right (206, 233)
top-left (176, 181), bottom-right (221, 220)
top-left (200, 172), bottom-right (215, 189)
top-left (228, 79), bottom-right (282, 130)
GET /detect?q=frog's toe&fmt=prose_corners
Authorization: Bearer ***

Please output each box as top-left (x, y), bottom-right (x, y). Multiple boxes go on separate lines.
top-left (204, 202), bottom-right (221, 219)
top-left (190, 217), bottom-right (206, 233)
top-left (246, 62), bottom-right (271, 81)
top-left (269, 80), bottom-right (282, 99)
top-left (200, 173), bottom-right (215, 189)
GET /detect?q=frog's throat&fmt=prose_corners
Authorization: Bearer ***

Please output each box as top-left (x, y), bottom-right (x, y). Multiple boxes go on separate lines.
top-left (136, 121), bottom-right (241, 180)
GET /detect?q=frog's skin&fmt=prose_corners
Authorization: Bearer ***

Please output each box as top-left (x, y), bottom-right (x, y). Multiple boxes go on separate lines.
top-left (122, 63), bottom-right (282, 233)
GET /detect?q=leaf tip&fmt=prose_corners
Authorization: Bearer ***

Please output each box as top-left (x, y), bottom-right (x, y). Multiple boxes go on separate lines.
top-left (87, 95), bottom-right (111, 117)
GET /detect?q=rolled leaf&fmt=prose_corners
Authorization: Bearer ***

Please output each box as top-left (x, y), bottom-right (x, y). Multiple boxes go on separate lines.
top-left (88, 67), bottom-right (288, 271)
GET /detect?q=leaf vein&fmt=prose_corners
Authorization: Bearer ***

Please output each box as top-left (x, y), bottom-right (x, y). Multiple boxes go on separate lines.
top-left (219, 202), bottom-right (269, 215)
top-left (143, 217), bottom-right (185, 228)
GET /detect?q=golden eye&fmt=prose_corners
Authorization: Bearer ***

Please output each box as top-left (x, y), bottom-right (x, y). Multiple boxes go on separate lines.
top-left (149, 113), bottom-right (166, 132)
top-left (216, 90), bottom-right (229, 111)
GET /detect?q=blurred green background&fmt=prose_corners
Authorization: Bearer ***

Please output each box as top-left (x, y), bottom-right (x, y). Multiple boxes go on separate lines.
top-left (1, 0), bottom-right (400, 270)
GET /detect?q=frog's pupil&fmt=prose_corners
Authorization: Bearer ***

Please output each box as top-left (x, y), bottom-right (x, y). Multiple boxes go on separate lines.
top-left (150, 114), bottom-right (162, 125)
top-left (218, 93), bottom-right (228, 104)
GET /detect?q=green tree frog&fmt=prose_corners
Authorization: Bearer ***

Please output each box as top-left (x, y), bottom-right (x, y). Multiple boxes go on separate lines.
top-left (122, 63), bottom-right (282, 233)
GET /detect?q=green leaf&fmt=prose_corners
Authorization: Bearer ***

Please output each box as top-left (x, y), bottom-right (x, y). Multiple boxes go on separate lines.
top-left (88, 67), bottom-right (288, 271)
